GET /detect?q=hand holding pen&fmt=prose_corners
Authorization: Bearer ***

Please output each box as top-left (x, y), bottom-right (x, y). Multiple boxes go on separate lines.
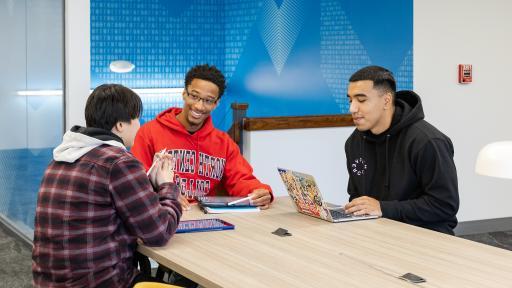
top-left (226, 189), bottom-right (271, 209)
top-left (146, 148), bottom-right (167, 176)
top-left (227, 196), bottom-right (253, 206)
top-left (147, 149), bottom-right (176, 188)
top-left (244, 189), bottom-right (272, 210)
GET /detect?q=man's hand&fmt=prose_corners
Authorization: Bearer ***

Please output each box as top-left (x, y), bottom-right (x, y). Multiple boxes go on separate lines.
top-left (249, 189), bottom-right (272, 210)
top-left (149, 154), bottom-right (175, 188)
top-left (178, 195), bottom-right (191, 211)
top-left (344, 196), bottom-right (382, 216)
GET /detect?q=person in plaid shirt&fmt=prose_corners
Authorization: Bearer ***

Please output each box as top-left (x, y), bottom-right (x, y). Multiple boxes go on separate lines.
top-left (32, 84), bottom-right (182, 287)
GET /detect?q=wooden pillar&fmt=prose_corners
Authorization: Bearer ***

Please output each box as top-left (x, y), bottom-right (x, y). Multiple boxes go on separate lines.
top-left (229, 103), bottom-right (248, 154)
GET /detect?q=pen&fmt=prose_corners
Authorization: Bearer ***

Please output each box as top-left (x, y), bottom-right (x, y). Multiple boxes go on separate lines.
top-left (146, 148), bottom-right (167, 176)
top-left (227, 196), bottom-right (252, 206)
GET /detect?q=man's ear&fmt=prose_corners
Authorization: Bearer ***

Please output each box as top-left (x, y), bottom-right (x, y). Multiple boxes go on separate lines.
top-left (182, 89), bottom-right (187, 101)
top-left (112, 121), bottom-right (124, 133)
top-left (384, 92), bottom-right (392, 109)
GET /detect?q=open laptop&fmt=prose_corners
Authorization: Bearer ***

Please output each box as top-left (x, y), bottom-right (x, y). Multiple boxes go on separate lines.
top-left (277, 168), bottom-right (379, 223)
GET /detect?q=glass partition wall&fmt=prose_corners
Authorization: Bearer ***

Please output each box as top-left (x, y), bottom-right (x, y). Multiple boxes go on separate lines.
top-left (0, 0), bottom-right (64, 241)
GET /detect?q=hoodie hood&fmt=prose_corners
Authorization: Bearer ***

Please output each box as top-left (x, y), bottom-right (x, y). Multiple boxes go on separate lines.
top-left (389, 90), bottom-right (424, 134)
top-left (53, 126), bottom-right (125, 163)
top-left (155, 107), bottom-right (215, 137)
top-left (362, 90), bottom-right (425, 142)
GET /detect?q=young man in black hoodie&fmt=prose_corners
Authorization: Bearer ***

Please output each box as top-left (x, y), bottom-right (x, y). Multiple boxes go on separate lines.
top-left (344, 66), bottom-right (459, 234)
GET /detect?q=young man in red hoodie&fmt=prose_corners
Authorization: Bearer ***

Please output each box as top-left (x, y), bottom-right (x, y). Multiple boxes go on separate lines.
top-left (132, 64), bottom-right (272, 210)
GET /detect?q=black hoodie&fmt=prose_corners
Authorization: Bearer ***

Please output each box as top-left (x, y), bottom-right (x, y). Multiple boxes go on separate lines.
top-left (345, 90), bottom-right (459, 234)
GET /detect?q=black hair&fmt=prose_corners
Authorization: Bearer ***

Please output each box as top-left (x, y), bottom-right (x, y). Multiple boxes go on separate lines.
top-left (185, 64), bottom-right (226, 98)
top-left (85, 84), bottom-right (142, 130)
top-left (349, 65), bottom-right (396, 98)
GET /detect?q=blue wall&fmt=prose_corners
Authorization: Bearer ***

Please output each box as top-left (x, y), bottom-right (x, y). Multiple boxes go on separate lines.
top-left (91, 0), bottom-right (413, 130)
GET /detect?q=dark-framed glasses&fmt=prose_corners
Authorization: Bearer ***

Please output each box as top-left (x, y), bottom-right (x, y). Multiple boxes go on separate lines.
top-left (185, 89), bottom-right (218, 107)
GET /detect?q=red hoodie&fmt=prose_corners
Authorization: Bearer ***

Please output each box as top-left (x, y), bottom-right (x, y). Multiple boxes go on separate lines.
top-left (132, 107), bottom-right (272, 200)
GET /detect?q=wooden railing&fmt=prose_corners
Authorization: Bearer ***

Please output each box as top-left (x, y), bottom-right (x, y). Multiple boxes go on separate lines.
top-left (228, 103), bottom-right (354, 153)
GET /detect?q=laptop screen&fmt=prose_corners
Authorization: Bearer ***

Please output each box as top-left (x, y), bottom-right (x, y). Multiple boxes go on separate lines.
top-left (277, 168), bottom-right (326, 218)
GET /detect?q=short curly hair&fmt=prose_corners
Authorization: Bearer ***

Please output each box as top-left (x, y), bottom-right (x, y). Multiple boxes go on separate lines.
top-left (185, 64), bottom-right (226, 99)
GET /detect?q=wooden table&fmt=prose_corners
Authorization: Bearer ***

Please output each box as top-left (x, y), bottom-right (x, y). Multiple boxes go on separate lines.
top-left (138, 197), bottom-right (512, 288)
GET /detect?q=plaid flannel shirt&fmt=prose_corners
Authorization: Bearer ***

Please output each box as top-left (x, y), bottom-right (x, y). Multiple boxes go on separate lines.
top-left (32, 145), bottom-right (182, 287)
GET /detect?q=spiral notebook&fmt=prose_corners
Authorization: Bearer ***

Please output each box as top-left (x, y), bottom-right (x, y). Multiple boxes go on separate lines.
top-left (176, 219), bottom-right (235, 233)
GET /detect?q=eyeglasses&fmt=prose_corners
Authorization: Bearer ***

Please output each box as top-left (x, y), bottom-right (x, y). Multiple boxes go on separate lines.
top-left (185, 89), bottom-right (218, 107)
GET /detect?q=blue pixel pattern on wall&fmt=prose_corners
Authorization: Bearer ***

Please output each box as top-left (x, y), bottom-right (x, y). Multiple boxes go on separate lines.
top-left (91, 0), bottom-right (412, 130)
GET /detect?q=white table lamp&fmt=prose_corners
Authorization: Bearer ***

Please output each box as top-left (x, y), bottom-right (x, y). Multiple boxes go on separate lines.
top-left (475, 141), bottom-right (512, 179)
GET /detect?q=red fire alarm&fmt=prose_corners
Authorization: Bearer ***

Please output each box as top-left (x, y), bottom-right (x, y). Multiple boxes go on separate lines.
top-left (458, 64), bottom-right (472, 84)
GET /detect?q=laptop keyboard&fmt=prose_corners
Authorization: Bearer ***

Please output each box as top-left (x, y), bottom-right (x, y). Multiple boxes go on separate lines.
top-left (330, 209), bottom-right (354, 219)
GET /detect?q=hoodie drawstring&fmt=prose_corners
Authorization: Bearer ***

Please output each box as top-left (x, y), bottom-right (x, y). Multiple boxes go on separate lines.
top-left (385, 135), bottom-right (391, 194)
top-left (361, 136), bottom-right (367, 196)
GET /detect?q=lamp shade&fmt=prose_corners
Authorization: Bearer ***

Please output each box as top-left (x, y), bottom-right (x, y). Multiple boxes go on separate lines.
top-left (109, 60), bottom-right (135, 73)
top-left (475, 141), bottom-right (512, 179)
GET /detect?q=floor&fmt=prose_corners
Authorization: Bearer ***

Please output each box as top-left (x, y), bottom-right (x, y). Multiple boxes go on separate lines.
top-left (0, 225), bottom-right (32, 288)
top-left (459, 230), bottom-right (512, 251)
top-left (1, 224), bottom-right (511, 288)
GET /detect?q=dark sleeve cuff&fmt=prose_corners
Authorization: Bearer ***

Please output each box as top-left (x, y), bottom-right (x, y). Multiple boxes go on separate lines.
top-left (380, 200), bottom-right (400, 220)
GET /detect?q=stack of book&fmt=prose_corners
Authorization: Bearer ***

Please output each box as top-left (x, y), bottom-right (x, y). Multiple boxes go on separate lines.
top-left (196, 196), bottom-right (260, 214)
